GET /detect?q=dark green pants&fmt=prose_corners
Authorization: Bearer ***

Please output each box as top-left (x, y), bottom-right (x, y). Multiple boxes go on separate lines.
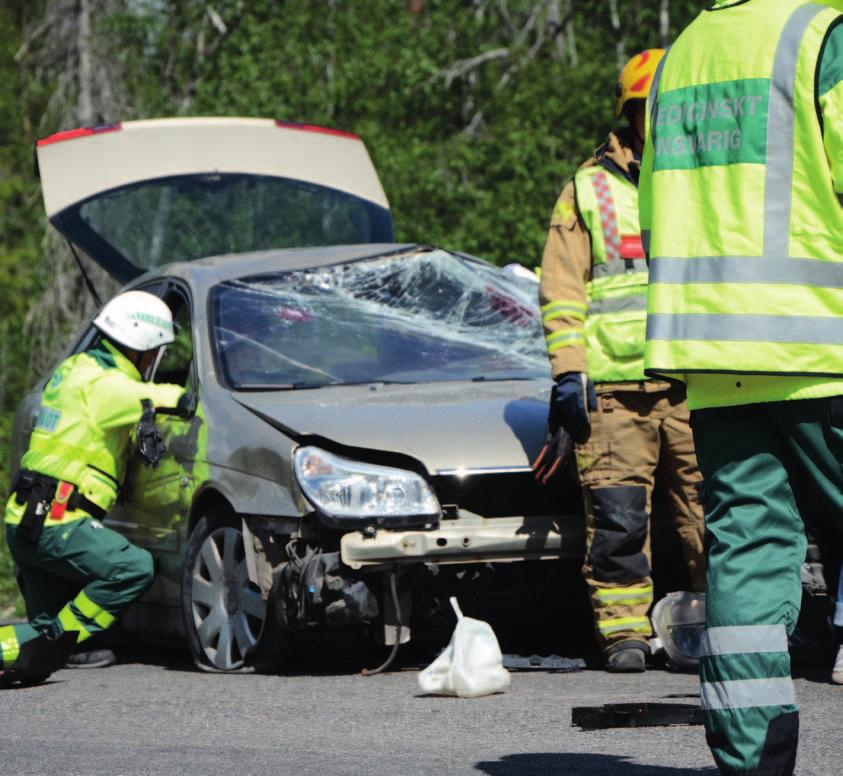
top-left (0, 516), bottom-right (154, 669)
top-left (692, 397), bottom-right (843, 776)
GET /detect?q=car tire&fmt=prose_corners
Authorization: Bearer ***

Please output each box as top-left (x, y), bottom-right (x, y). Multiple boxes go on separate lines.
top-left (181, 507), bottom-right (272, 672)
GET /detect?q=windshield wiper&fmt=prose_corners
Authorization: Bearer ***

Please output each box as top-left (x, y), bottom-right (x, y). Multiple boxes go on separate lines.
top-left (234, 382), bottom-right (341, 391)
top-left (470, 375), bottom-right (536, 382)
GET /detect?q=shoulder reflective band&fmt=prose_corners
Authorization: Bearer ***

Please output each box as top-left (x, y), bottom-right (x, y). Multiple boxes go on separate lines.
top-left (591, 171), bottom-right (622, 261)
top-left (701, 677), bottom-right (796, 711)
top-left (764, 2), bottom-right (827, 256)
top-left (650, 255), bottom-right (843, 287)
top-left (648, 46), bottom-right (670, 143)
top-left (647, 313), bottom-right (843, 344)
top-left (700, 624), bottom-right (788, 657)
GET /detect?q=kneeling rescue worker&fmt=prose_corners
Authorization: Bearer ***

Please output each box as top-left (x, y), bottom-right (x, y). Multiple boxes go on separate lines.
top-left (640, 1), bottom-right (843, 773)
top-left (532, 49), bottom-right (706, 672)
top-left (0, 290), bottom-right (192, 686)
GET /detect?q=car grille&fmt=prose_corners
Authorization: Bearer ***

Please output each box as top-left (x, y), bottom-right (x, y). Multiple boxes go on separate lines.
top-left (431, 470), bottom-right (582, 519)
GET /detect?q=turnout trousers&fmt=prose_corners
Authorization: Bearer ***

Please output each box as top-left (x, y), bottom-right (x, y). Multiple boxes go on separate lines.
top-left (576, 385), bottom-right (706, 653)
top-left (692, 397), bottom-right (843, 776)
top-left (0, 498), bottom-right (154, 669)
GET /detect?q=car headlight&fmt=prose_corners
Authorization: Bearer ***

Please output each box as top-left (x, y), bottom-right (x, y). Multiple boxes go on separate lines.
top-left (293, 446), bottom-right (440, 528)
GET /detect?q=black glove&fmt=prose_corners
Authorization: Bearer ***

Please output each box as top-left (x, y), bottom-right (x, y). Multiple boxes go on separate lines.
top-left (136, 399), bottom-right (166, 467)
top-left (531, 372), bottom-right (596, 485)
top-left (158, 392), bottom-right (197, 419)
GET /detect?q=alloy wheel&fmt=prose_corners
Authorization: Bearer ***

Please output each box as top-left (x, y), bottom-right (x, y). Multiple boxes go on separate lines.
top-left (190, 525), bottom-right (266, 670)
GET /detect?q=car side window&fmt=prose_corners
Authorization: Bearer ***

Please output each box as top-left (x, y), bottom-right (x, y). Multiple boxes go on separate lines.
top-left (154, 288), bottom-right (194, 388)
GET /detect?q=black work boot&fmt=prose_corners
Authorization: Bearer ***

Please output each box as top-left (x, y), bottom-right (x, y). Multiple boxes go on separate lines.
top-left (605, 640), bottom-right (648, 673)
top-left (0, 631), bottom-right (77, 688)
top-left (65, 648), bottom-right (116, 669)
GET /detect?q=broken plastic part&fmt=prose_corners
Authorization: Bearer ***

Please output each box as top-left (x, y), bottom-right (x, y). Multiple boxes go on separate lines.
top-left (502, 654), bottom-right (585, 672)
top-left (212, 249), bottom-right (547, 391)
top-left (572, 703), bottom-right (704, 730)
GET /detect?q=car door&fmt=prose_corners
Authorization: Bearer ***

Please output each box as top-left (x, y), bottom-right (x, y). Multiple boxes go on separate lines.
top-left (107, 282), bottom-right (205, 566)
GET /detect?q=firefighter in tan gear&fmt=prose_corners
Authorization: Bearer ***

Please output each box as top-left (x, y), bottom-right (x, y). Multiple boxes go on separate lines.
top-left (532, 49), bottom-right (706, 672)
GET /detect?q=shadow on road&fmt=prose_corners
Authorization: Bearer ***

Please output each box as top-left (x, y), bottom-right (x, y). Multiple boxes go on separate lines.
top-left (474, 753), bottom-right (716, 775)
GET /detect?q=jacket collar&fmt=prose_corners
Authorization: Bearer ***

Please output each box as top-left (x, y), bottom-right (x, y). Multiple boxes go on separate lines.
top-left (101, 339), bottom-right (142, 380)
top-left (594, 129), bottom-right (640, 186)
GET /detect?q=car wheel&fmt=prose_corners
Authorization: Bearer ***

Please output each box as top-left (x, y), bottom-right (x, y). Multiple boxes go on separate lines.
top-left (182, 509), bottom-right (268, 671)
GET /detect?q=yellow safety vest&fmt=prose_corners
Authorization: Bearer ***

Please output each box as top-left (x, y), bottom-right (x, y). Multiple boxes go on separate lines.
top-left (574, 165), bottom-right (649, 383)
top-left (641, 0), bottom-right (843, 408)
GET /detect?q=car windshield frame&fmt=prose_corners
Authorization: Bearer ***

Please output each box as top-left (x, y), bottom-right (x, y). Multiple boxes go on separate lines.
top-left (52, 173), bottom-right (395, 284)
top-left (209, 248), bottom-right (548, 392)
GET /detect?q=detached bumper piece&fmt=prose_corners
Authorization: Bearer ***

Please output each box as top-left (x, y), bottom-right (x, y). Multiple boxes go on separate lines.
top-left (572, 702), bottom-right (703, 730)
top-left (502, 654), bottom-right (585, 672)
top-left (341, 515), bottom-right (583, 569)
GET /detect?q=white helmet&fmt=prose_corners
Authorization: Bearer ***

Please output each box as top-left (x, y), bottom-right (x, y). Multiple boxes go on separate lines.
top-left (94, 290), bottom-right (175, 352)
top-left (650, 591), bottom-right (707, 671)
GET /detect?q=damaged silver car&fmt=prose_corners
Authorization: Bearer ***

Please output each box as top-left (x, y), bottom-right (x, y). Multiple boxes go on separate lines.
top-left (13, 117), bottom-right (584, 672)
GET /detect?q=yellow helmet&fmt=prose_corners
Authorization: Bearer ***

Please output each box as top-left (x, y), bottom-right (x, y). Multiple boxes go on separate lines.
top-left (614, 48), bottom-right (666, 118)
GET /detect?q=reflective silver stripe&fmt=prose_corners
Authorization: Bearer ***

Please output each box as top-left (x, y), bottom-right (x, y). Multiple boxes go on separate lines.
top-left (763, 3), bottom-right (826, 257)
top-left (641, 229), bottom-right (651, 256)
top-left (588, 294), bottom-right (648, 316)
top-left (647, 313), bottom-right (843, 345)
top-left (701, 677), bottom-right (796, 711)
top-left (648, 46), bottom-right (670, 142)
top-left (650, 256), bottom-right (843, 287)
top-left (592, 171), bottom-right (622, 261)
top-left (700, 625), bottom-right (789, 658)
top-left (592, 260), bottom-right (648, 279)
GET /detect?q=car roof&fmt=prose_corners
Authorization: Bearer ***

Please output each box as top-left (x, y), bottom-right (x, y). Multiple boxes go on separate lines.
top-left (155, 243), bottom-right (425, 287)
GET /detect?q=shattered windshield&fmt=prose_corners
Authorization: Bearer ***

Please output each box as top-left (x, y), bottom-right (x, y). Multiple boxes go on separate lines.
top-left (211, 249), bottom-right (548, 389)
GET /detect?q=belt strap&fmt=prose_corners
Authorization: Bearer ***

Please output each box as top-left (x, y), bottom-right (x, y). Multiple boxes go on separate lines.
top-left (13, 470), bottom-right (106, 520)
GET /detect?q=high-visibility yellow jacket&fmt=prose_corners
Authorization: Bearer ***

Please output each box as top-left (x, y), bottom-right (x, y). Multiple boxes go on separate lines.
top-left (7, 339), bottom-right (183, 525)
top-left (540, 131), bottom-right (668, 388)
top-left (640, 0), bottom-right (843, 410)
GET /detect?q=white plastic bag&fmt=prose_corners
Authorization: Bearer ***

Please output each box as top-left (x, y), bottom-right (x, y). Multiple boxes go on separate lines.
top-left (418, 597), bottom-right (511, 698)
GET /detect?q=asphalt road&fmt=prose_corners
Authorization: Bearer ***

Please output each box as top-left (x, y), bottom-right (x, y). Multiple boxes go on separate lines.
top-left (0, 646), bottom-right (839, 776)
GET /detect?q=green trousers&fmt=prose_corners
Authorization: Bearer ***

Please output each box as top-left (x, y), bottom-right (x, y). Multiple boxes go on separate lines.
top-left (692, 397), bottom-right (843, 776)
top-left (0, 516), bottom-right (154, 669)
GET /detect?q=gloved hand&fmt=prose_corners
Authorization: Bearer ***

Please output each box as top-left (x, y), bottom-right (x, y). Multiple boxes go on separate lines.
top-left (162, 392), bottom-right (197, 419)
top-left (136, 399), bottom-right (166, 467)
top-left (531, 372), bottom-right (596, 485)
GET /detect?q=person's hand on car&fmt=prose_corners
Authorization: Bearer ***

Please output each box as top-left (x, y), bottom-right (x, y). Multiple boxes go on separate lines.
top-left (531, 372), bottom-right (596, 484)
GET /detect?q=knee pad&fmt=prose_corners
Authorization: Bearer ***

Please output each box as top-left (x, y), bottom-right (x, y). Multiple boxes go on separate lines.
top-left (587, 485), bottom-right (649, 584)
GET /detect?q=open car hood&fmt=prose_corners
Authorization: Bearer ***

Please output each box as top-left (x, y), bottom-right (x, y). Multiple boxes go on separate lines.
top-left (234, 380), bottom-right (550, 474)
top-left (36, 117), bottom-right (393, 283)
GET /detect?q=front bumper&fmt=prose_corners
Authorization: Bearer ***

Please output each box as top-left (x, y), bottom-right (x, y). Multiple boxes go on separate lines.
top-left (340, 512), bottom-right (583, 569)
